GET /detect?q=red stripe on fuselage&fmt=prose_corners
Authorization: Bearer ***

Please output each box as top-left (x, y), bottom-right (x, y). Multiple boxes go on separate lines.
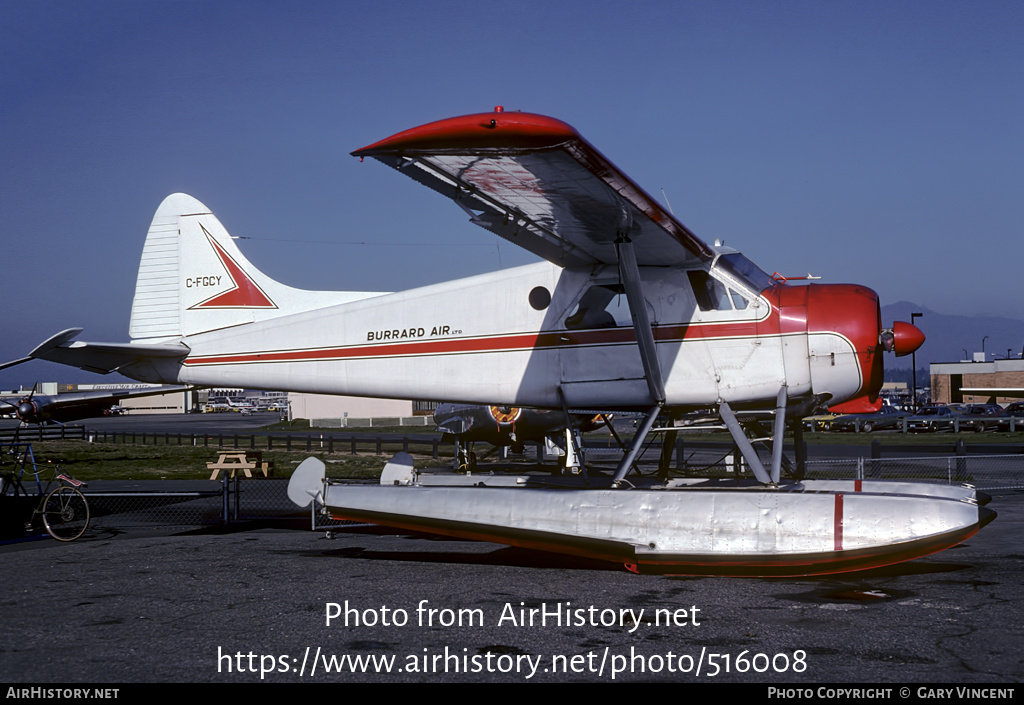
top-left (181, 298), bottom-right (856, 368)
top-left (182, 316), bottom-right (798, 367)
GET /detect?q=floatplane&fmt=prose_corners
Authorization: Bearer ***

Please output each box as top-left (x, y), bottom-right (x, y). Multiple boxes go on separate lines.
top-left (6, 108), bottom-right (993, 575)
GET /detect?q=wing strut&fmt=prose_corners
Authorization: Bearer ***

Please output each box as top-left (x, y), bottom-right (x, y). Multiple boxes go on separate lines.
top-left (607, 235), bottom-right (666, 487)
top-left (616, 237), bottom-right (665, 404)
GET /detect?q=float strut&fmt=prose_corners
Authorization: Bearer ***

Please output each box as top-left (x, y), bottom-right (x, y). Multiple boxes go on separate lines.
top-left (719, 401), bottom-right (773, 485)
top-left (771, 386), bottom-right (788, 484)
top-left (612, 404), bottom-right (662, 487)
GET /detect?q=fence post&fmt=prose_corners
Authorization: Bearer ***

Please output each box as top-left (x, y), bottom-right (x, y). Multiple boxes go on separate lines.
top-left (793, 423), bottom-right (807, 479)
top-left (955, 439), bottom-right (967, 482)
top-left (221, 475), bottom-right (229, 525)
top-left (870, 439), bottom-right (881, 478)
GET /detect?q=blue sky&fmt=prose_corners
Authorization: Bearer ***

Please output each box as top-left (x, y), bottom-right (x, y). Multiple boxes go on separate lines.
top-left (2, 0), bottom-right (1022, 388)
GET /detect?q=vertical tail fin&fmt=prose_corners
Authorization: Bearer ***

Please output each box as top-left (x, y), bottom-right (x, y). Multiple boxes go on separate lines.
top-left (129, 193), bottom-right (381, 342)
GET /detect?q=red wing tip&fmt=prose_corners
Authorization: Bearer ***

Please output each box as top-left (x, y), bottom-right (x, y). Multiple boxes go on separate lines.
top-left (351, 111), bottom-right (580, 157)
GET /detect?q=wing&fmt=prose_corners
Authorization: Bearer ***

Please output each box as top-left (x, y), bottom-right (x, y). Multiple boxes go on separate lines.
top-left (352, 109), bottom-right (714, 268)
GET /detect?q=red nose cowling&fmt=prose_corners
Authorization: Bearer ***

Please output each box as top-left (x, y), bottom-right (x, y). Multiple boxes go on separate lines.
top-left (771, 284), bottom-right (887, 413)
top-left (797, 286), bottom-right (924, 414)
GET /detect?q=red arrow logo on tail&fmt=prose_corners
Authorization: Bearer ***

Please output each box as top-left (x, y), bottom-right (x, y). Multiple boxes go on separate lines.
top-left (189, 226), bottom-right (277, 309)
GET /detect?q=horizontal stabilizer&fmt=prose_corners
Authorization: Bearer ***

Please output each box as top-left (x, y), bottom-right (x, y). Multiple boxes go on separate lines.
top-left (25, 329), bottom-right (188, 377)
top-left (1, 328), bottom-right (84, 372)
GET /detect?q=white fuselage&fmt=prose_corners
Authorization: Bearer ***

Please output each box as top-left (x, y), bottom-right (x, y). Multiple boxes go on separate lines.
top-left (159, 261), bottom-right (863, 411)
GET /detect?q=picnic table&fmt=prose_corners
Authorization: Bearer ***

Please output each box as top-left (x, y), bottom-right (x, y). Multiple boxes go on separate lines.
top-left (207, 451), bottom-right (274, 480)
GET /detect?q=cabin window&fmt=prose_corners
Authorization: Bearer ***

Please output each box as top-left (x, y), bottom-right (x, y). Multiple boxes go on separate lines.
top-left (687, 270), bottom-right (748, 312)
top-left (565, 285), bottom-right (631, 329)
top-left (731, 290), bottom-right (749, 310)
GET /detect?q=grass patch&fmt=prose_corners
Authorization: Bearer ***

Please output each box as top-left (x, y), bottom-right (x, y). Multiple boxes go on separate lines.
top-left (3, 440), bottom-right (451, 481)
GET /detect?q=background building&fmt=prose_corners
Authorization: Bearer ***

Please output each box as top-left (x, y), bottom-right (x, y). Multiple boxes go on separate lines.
top-left (931, 360), bottom-right (1024, 405)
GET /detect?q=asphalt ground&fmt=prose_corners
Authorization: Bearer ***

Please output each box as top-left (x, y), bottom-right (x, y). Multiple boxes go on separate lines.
top-left (0, 481), bottom-right (1021, 685)
top-left (2, 415), bottom-right (1022, 685)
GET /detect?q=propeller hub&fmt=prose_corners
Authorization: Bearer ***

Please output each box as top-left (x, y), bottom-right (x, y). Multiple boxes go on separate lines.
top-left (883, 321), bottom-right (926, 357)
top-left (17, 400), bottom-right (38, 421)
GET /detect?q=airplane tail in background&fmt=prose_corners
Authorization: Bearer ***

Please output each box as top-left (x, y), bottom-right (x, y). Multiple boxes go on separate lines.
top-left (129, 193), bottom-right (382, 343)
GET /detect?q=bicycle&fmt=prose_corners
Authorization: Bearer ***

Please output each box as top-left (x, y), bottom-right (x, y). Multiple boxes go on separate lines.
top-left (0, 442), bottom-right (90, 541)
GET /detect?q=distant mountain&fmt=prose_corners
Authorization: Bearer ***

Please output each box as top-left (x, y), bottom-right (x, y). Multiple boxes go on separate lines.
top-left (881, 302), bottom-right (1024, 368)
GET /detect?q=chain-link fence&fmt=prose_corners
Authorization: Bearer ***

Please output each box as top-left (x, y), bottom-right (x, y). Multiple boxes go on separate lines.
top-left (86, 487), bottom-right (227, 531)
top-left (76, 477), bottom-right (353, 534)
top-left (51, 453), bottom-right (1018, 537)
top-left (801, 454), bottom-right (1024, 491)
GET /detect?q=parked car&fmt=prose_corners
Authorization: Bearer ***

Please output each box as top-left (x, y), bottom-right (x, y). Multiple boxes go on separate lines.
top-left (802, 411), bottom-right (842, 432)
top-left (829, 405), bottom-right (906, 433)
top-left (906, 405), bottom-right (963, 433)
top-left (958, 404), bottom-right (1008, 432)
top-left (1005, 402), bottom-right (1024, 417)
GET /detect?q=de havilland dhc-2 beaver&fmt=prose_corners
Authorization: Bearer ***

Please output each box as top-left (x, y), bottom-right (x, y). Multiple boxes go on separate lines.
top-left (6, 108), bottom-right (993, 575)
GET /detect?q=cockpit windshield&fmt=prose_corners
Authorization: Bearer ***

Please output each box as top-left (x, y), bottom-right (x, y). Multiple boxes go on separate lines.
top-left (714, 253), bottom-right (775, 295)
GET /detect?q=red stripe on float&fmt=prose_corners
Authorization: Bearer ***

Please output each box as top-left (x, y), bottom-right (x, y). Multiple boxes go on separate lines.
top-left (834, 494), bottom-right (844, 551)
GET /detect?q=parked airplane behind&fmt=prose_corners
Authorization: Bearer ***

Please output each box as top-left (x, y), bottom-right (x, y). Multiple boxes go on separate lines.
top-left (0, 385), bottom-right (190, 425)
top-left (433, 402), bottom-right (602, 469)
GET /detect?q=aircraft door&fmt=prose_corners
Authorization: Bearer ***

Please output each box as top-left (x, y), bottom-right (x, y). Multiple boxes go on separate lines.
top-left (558, 283), bottom-right (650, 406)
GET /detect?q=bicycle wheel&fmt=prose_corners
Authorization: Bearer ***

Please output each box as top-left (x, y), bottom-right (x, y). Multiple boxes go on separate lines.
top-left (41, 486), bottom-right (89, 541)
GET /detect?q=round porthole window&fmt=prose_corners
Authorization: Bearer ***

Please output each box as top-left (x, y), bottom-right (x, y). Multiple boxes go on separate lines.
top-left (529, 286), bottom-right (551, 310)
